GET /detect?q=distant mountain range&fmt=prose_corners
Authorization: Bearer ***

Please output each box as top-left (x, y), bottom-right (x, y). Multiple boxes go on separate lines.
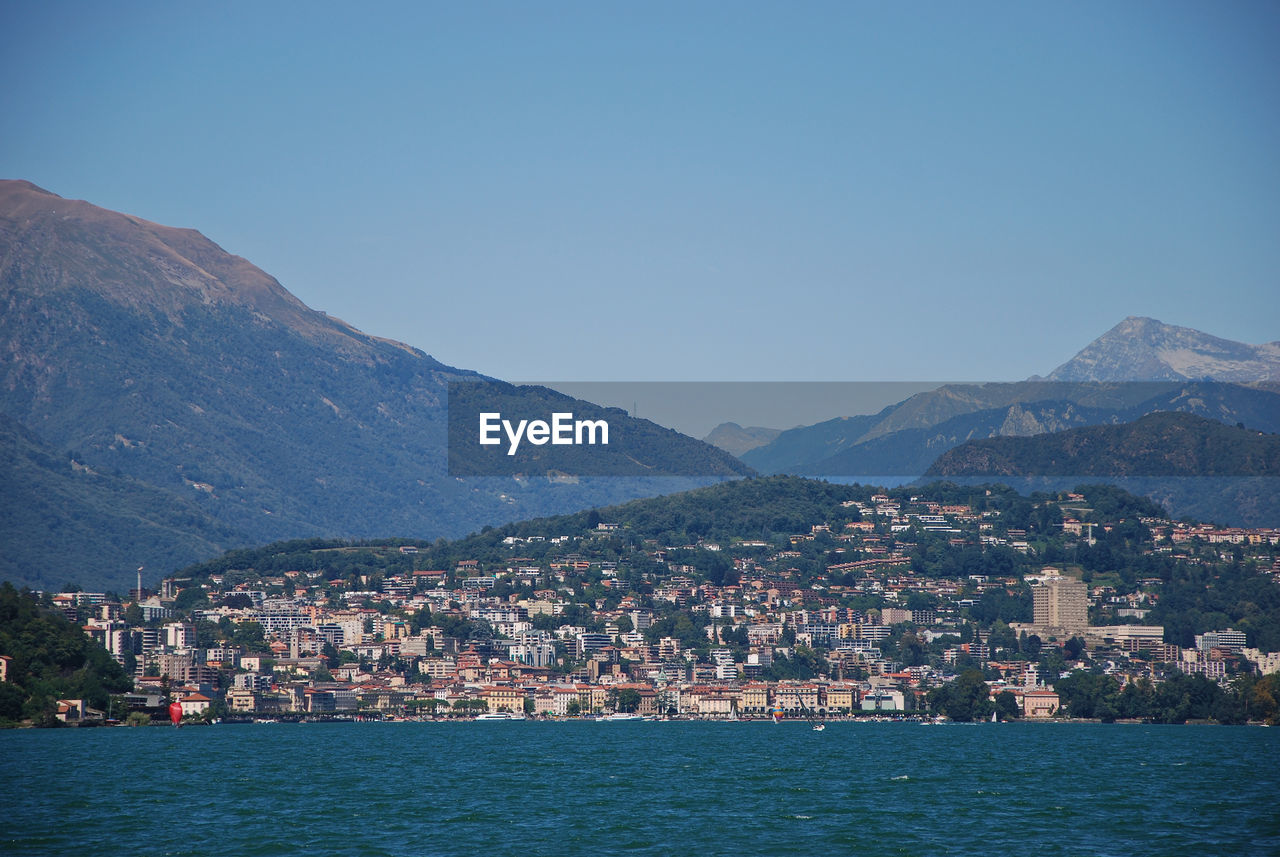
top-left (735, 316), bottom-right (1280, 475)
top-left (0, 180), bottom-right (747, 591)
top-left (717, 318), bottom-right (1280, 526)
top-left (739, 379), bottom-right (1280, 476)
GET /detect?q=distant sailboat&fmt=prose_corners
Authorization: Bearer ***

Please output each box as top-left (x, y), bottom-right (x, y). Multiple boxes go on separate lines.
top-left (991, 709), bottom-right (998, 723)
top-left (798, 694), bottom-right (825, 731)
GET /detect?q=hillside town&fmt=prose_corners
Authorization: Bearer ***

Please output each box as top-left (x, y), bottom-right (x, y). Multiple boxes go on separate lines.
top-left (29, 483), bottom-right (1280, 726)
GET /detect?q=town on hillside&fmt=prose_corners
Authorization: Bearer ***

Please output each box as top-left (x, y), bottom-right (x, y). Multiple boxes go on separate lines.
top-left (21, 481), bottom-right (1280, 726)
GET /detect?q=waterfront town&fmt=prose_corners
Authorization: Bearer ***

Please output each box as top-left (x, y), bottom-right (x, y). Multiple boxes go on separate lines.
top-left (27, 482), bottom-right (1280, 726)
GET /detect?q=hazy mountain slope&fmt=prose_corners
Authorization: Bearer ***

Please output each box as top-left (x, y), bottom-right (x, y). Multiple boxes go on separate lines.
top-left (741, 412), bottom-right (886, 473)
top-left (0, 414), bottom-right (238, 592)
top-left (0, 180), bottom-right (748, 589)
top-left (1046, 316), bottom-right (1280, 383)
top-left (852, 381), bottom-right (1164, 443)
top-left (702, 422), bottom-right (782, 457)
top-left (744, 380), bottom-right (1280, 476)
top-left (926, 411), bottom-right (1280, 478)
top-left (791, 399), bottom-right (1123, 476)
top-left (922, 411), bottom-right (1280, 527)
top-left (741, 383), bottom-right (1147, 473)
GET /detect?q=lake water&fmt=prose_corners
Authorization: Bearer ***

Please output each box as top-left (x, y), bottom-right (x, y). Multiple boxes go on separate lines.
top-left (2, 721), bottom-right (1276, 856)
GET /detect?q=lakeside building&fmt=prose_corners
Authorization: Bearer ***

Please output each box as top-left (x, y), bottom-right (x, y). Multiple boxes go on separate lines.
top-left (1022, 690), bottom-right (1060, 718)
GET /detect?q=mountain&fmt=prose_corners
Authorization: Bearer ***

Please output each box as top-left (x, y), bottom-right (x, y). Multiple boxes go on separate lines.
top-left (1045, 316), bottom-right (1280, 383)
top-left (739, 412), bottom-right (886, 473)
top-left (741, 317), bottom-right (1280, 476)
top-left (702, 422), bottom-right (782, 457)
top-left (789, 398), bottom-right (1123, 476)
top-left (734, 316), bottom-right (1280, 522)
top-left (0, 414), bottom-right (238, 593)
top-left (926, 411), bottom-right (1280, 478)
top-left (743, 381), bottom-right (1280, 476)
top-left (0, 180), bottom-right (749, 592)
top-left (923, 412), bottom-right (1280, 527)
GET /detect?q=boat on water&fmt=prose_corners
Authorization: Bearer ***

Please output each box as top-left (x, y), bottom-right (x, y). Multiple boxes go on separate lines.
top-left (600, 713), bottom-right (648, 721)
top-left (474, 712), bottom-right (526, 721)
top-left (799, 697), bottom-right (826, 732)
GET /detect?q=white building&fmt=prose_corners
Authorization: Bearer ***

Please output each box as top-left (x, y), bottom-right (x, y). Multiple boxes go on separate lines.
top-left (1196, 628), bottom-right (1247, 652)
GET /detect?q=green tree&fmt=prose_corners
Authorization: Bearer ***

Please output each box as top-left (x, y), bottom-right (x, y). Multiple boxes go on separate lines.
top-left (408, 698), bottom-right (446, 717)
top-left (987, 621), bottom-right (1018, 656)
top-left (616, 688), bottom-right (642, 713)
top-left (1054, 671), bottom-right (1120, 720)
top-left (898, 632), bottom-right (925, 667)
top-left (1246, 674), bottom-right (1279, 725)
top-left (929, 669), bottom-right (993, 722)
top-left (452, 699), bottom-right (487, 716)
top-left (0, 682), bottom-right (25, 722)
top-left (222, 619), bottom-right (265, 649)
top-left (994, 690), bottom-right (1021, 721)
top-left (0, 583), bottom-right (132, 722)
top-left (123, 603), bottom-right (144, 626)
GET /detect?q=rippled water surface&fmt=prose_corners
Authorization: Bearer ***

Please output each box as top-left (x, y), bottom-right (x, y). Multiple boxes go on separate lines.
top-left (2, 721), bottom-right (1276, 856)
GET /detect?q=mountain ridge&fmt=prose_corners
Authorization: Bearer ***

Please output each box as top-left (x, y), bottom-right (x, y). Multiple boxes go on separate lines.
top-left (0, 179), bottom-right (414, 360)
top-left (0, 180), bottom-right (748, 591)
top-left (701, 422), bottom-right (782, 457)
top-left (926, 411), bottom-right (1280, 478)
top-left (740, 315), bottom-right (1280, 477)
top-left (743, 381), bottom-right (1280, 475)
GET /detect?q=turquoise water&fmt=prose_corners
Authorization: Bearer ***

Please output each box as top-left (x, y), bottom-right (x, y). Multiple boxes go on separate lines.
top-left (2, 721), bottom-right (1277, 856)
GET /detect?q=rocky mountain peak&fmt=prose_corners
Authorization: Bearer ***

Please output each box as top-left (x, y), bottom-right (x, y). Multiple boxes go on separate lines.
top-left (1046, 316), bottom-right (1280, 383)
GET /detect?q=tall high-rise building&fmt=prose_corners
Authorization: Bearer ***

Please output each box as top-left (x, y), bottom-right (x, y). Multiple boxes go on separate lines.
top-left (1031, 576), bottom-right (1089, 636)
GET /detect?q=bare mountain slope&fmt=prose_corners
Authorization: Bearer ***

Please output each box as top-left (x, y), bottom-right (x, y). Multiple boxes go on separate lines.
top-left (1046, 316), bottom-right (1280, 383)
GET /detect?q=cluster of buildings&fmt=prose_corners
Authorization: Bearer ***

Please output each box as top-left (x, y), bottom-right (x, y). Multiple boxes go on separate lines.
top-left (42, 490), bottom-right (1280, 723)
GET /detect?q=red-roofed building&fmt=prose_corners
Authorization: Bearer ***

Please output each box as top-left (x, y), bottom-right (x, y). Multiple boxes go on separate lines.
top-left (179, 693), bottom-right (212, 717)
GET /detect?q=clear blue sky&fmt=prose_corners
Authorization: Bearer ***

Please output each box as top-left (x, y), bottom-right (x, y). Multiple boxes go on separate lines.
top-left (3, 1), bottom-right (1277, 383)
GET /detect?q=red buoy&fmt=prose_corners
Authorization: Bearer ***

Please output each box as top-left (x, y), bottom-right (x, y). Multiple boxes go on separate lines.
top-left (169, 700), bottom-right (183, 727)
